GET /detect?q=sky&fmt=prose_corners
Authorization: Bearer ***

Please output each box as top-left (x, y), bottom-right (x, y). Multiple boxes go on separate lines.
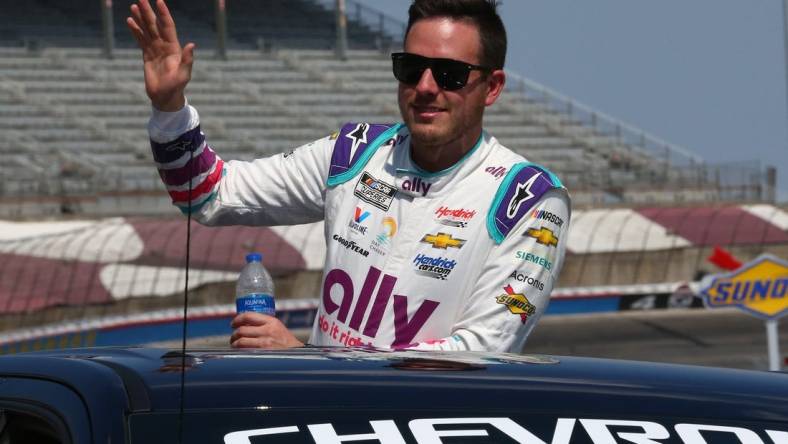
top-left (360, 0), bottom-right (788, 203)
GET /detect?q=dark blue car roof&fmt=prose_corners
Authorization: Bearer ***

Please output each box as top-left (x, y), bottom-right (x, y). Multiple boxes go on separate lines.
top-left (2, 346), bottom-right (788, 423)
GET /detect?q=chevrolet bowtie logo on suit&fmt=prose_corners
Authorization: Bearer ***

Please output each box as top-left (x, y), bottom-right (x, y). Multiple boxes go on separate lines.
top-left (525, 227), bottom-right (559, 247)
top-left (421, 232), bottom-right (466, 250)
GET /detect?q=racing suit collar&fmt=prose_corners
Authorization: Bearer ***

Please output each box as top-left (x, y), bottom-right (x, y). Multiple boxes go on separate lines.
top-left (393, 129), bottom-right (492, 198)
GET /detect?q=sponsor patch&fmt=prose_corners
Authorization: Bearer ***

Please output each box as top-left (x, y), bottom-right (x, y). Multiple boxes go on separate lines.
top-left (515, 251), bottom-right (553, 270)
top-left (434, 206), bottom-right (476, 228)
top-left (496, 285), bottom-right (536, 323)
top-left (354, 172), bottom-right (397, 210)
top-left (345, 122), bottom-right (370, 161)
top-left (485, 165), bottom-right (507, 179)
top-left (164, 140), bottom-right (192, 152)
top-left (510, 270), bottom-right (545, 291)
top-left (413, 254), bottom-right (457, 280)
top-left (525, 226), bottom-right (559, 247)
top-left (332, 233), bottom-right (370, 257)
top-left (370, 217), bottom-right (397, 256)
top-left (421, 232), bottom-right (466, 250)
top-left (490, 164), bottom-right (560, 243)
top-left (348, 207), bottom-right (370, 236)
top-left (401, 176), bottom-right (432, 197)
top-left (507, 172), bottom-right (541, 218)
top-left (531, 209), bottom-right (564, 228)
top-left (322, 265), bottom-right (439, 346)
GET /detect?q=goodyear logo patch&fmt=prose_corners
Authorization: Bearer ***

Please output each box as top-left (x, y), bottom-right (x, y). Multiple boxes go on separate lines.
top-left (701, 254), bottom-right (788, 320)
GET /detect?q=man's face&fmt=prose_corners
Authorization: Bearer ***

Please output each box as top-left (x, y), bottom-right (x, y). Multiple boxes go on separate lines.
top-left (398, 17), bottom-right (496, 149)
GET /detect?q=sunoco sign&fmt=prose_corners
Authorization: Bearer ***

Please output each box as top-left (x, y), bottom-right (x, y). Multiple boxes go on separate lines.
top-left (701, 254), bottom-right (788, 320)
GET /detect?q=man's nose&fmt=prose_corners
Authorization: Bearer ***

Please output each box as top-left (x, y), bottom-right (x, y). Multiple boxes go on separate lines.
top-left (415, 68), bottom-right (440, 95)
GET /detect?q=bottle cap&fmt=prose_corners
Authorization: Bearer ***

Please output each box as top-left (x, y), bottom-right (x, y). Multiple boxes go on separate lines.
top-left (245, 253), bottom-right (262, 263)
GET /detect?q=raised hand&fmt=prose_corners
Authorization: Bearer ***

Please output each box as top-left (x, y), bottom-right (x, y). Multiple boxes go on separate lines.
top-left (126, 0), bottom-right (195, 111)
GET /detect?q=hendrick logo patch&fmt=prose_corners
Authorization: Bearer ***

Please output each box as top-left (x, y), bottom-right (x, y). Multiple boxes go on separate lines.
top-left (435, 206), bottom-right (476, 228)
top-left (354, 172), bottom-right (396, 211)
top-left (413, 254), bottom-right (457, 280)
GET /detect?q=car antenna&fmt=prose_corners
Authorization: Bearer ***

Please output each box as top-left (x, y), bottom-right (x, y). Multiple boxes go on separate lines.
top-left (176, 141), bottom-right (195, 443)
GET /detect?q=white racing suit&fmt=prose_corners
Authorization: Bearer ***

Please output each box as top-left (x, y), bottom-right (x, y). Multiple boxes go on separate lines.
top-left (149, 104), bottom-right (571, 352)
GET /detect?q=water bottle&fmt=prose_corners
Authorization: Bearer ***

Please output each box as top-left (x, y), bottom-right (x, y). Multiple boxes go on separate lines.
top-left (235, 252), bottom-right (276, 315)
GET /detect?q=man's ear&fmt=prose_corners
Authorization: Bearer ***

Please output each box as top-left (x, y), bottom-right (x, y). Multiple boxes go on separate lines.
top-left (484, 70), bottom-right (506, 107)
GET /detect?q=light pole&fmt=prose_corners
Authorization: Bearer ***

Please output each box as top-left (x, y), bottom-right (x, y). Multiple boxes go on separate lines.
top-left (336, 0), bottom-right (348, 61)
top-left (216, 0), bottom-right (227, 60)
top-left (101, 0), bottom-right (114, 59)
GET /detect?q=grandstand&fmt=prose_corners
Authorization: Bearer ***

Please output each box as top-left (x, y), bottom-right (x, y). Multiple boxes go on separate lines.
top-left (0, 0), bottom-right (775, 219)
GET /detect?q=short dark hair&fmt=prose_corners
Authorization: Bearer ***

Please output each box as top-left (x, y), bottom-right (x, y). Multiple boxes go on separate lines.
top-left (405, 0), bottom-right (507, 70)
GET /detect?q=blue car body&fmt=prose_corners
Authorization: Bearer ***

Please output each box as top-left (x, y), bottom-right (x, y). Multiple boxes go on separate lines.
top-left (1, 347), bottom-right (787, 443)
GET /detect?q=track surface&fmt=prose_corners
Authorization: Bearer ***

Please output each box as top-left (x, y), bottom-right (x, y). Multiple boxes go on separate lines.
top-left (524, 308), bottom-right (787, 370)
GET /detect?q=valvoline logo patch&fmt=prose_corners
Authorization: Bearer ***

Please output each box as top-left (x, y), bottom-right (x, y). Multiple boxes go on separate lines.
top-left (354, 207), bottom-right (370, 223)
top-left (701, 254), bottom-right (788, 320)
top-left (348, 207), bottom-right (371, 236)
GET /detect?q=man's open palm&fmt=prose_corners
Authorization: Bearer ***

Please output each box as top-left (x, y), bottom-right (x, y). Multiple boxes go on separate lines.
top-left (126, 0), bottom-right (194, 111)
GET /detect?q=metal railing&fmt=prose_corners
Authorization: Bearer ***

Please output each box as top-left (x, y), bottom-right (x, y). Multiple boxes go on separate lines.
top-left (313, 0), bottom-right (407, 48)
top-left (505, 72), bottom-right (704, 168)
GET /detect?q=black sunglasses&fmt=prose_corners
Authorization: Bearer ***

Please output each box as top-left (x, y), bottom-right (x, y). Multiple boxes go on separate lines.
top-left (391, 52), bottom-right (493, 91)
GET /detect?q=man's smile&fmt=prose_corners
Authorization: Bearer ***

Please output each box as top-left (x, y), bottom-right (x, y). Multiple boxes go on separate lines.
top-left (412, 104), bottom-right (447, 119)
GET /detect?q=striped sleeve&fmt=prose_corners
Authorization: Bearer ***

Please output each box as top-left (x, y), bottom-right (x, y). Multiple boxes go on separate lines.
top-left (148, 104), bottom-right (223, 214)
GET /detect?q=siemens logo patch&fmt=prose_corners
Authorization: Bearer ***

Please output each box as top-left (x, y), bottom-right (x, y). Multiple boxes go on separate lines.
top-left (413, 254), bottom-right (457, 280)
top-left (354, 172), bottom-right (396, 210)
top-left (515, 251), bottom-right (553, 270)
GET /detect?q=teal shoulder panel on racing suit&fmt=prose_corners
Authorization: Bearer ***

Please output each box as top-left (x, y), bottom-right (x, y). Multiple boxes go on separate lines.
top-left (487, 162), bottom-right (563, 244)
top-left (326, 123), bottom-right (404, 187)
